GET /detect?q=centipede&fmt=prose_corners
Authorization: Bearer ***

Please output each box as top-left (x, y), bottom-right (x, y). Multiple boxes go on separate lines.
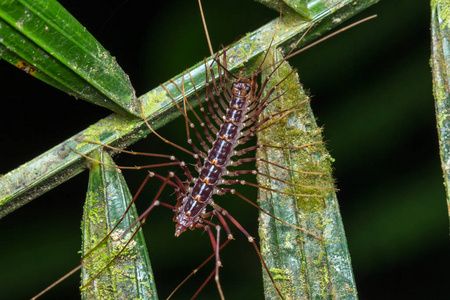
top-left (0, 1), bottom-right (376, 299)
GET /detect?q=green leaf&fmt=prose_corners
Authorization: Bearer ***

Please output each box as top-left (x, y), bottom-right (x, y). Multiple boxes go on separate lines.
top-left (0, 0), bottom-right (138, 116)
top-left (82, 149), bottom-right (158, 299)
top-left (431, 0), bottom-right (450, 226)
top-left (257, 49), bottom-right (357, 299)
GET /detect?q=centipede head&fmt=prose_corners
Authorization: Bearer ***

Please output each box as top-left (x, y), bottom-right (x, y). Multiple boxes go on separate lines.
top-left (231, 80), bottom-right (250, 97)
top-left (233, 76), bottom-right (258, 96)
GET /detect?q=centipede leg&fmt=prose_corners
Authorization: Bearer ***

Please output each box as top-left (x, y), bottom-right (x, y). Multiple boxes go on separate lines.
top-left (211, 204), bottom-right (286, 300)
top-left (193, 223), bottom-right (225, 300)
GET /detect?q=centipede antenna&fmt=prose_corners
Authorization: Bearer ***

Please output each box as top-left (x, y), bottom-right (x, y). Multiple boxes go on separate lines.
top-left (286, 21), bottom-right (315, 57)
top-left (256, 15), bottom-right (377, 77)
top-left (284, 14), bottom-right (377, 61)
top-left (256, 29), bottom-right (277, 74)
top-left (209, 52), bottom-right (239, 80)
top-left (198, 0), bottom-right (214, 57)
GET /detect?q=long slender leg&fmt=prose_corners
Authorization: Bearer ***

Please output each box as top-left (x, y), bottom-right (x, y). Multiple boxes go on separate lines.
top-left (210, 204), bottom-right (286, 300)
top-left (167, 239), bottom-right (232, 300)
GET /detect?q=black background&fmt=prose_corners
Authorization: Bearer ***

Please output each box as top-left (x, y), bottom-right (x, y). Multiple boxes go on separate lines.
top-left (1, 0), bottom-right (448, 299)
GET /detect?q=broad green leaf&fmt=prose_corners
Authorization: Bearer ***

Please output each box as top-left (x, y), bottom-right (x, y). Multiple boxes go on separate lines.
top-left (82, 150), bottom-right (158, 299)
top-left (0, 0), bottom-right (138, 116)
top-left (257, 49), bottom-right (357, 299)
top-left (431, 0), bottom-right (450, 225)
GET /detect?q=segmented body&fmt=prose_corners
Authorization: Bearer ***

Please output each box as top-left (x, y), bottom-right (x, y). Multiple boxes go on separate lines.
top-left (175, 79), bottom-right (254, 236)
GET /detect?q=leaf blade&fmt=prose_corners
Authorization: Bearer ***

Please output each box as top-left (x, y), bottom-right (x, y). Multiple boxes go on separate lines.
top-left (257, 49), bottom-right (357, 299)
top-left (431, 0), bottom-right (450, 225)
top-left (0, 0), bottom-right (138, 115)
top-left (82, 150), bottom-right (158, 299)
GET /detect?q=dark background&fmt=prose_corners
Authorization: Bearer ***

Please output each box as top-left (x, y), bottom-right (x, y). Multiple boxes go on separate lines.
top-left (1, 0), bottom-right (448, 299)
